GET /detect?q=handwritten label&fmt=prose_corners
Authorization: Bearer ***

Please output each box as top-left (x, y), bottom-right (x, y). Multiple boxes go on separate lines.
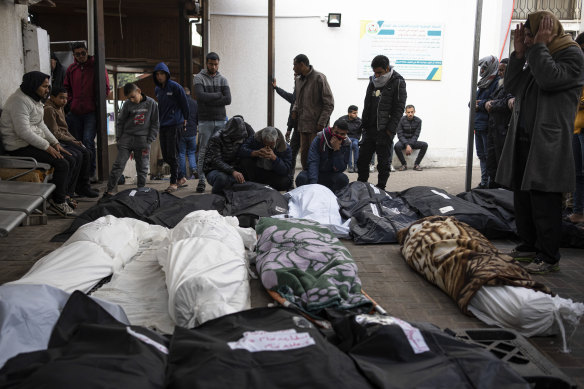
top-left (228, 329), bottom-right (315, 352)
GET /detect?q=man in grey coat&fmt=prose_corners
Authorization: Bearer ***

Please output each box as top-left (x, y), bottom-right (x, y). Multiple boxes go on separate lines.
top-left (496, 11), bottom-right (584, 273)
top-left (291, 54), bottom-right (334, 170)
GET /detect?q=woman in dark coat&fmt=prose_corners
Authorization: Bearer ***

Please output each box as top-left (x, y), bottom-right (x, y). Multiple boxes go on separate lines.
top-left (496, 11), bottom-right (584, 273)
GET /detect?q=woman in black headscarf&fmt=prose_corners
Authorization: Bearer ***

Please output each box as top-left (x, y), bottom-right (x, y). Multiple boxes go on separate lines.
top-left (0, 71), bottom-right (75, 216)
top-left (50, 52), bottom-right (65, 92)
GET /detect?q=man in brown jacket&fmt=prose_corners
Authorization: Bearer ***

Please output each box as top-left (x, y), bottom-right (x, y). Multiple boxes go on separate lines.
top-left (291, 54), bottom-right (334, 170)
top-left (44, 87), bottom-right (98, 199)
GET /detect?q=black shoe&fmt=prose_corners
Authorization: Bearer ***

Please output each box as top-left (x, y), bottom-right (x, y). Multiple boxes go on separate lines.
top-left (99, 192), bottom-right (114, 203)
top-left (475, 183), bottom-right (488, 190)
top-left (196, 180), bottom-right (206, 193)
top-left (77, 188), bottom-right (100, 198)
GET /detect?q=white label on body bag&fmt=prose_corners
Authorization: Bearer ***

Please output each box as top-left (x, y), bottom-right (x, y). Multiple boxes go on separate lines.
top-left (228, 329), bottom-right (315, 352)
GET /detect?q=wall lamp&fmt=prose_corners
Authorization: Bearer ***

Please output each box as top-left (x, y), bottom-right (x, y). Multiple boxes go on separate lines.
top-left (327, 13), bottom-right (341, 27)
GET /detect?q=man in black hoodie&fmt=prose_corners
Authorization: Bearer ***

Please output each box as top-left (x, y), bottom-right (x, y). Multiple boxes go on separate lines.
top-left (357, 55), bottom-right (407, 190)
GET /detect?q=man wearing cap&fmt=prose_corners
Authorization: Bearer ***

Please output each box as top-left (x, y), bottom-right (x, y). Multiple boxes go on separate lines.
top-left (497, 11), bottom-right (584, 274)
top-left (295, 117), bottom-right (351, 192)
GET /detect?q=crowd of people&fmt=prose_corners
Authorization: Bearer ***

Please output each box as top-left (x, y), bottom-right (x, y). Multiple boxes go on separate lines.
top-left (0, 11), bottom-right (582, 275)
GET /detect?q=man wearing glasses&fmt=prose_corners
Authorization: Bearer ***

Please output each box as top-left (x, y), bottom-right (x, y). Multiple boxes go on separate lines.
top-left (295, 117), bottom-right (351, 192)
top-left (64, 42), bottom-right (110, 183)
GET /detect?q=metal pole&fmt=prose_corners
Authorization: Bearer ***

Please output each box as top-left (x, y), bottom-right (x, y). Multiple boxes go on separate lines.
top-left (465, 0), bottom-right (483, 192)
top-left (268, 0), bottom-right (275, 126)
top-left (87, 0), bottom-right (94, 55)
top-left (202, 0), bottom-right (210, 57)
top-left (188, 21), bottom-right (194, 88)
top-left (179, 4), bottom-right (185, 86)
top-left (94, 0), bottom-right (109, 181)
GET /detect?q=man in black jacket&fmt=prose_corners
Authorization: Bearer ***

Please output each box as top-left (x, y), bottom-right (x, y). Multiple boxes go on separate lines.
top-left (357, 55), bottom-right (407, 190)
top-left (203, 116), bottom-right (254, 194)
top-left (394, 105), bottom-right (427, 171)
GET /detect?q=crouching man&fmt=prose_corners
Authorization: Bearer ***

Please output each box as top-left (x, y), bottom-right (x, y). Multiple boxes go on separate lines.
top-left (203, 115), bottom-right (254, 194)
top-left (238, 126), bottom-right (292, 191)
top-left (295, 118), bottom-right (350, 192)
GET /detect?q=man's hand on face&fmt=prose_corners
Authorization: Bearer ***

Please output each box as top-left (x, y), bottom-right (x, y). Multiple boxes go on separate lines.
top-left (232, 170), bottom-right (245, 183)
top-left (263, 146), bottom-right (277, 161)
top-left (534, 15), bottom-right (555, 45)
top-left (330, 135), bottom-right (342, 151)
top-left (514, 22), bottom-right (526, 58)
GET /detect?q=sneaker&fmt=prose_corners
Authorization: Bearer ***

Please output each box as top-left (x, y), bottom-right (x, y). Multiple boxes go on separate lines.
top-left (49, 199), bottom-right (75, 217)
top-left (390, 165), bottom-right (396, 172)
top-left (398, 165), bottom-right (407, 171)
top-left (507, 248), bottom-right (537, 262)
top-left (348, 166), bottom-right (354, 173)
top-left (369, 165), bottom-right (375, 172)
top-left (196, 180), bottom-right (206, 193)
top-left (522, 257), bottom-right (560, 274)
top-left (413, 165), bottom-right (423, 171)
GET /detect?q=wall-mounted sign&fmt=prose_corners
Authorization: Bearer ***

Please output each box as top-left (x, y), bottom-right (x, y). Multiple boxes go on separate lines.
top-left (359, 21), bottom-right (444, 81)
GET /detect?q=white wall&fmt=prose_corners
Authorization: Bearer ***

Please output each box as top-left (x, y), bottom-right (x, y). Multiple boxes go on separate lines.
top-left (0, 1), bottom-right (29, 108)
top-left (208, 0), bottom-right (512, 166)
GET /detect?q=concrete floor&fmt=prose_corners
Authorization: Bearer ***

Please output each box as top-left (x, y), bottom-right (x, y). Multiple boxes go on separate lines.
top-left (1, 166), bottom-right (583, 386)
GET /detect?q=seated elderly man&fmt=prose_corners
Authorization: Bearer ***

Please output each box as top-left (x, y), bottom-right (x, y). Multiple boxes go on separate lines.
top-left (0, 71), bottom-right (74, 216)
top-left (203, 115), bottom-right (254, 194)
top-left (295, 117), bottom-right (351, 192)
top-left (238, 126), bottom-right (292, 191)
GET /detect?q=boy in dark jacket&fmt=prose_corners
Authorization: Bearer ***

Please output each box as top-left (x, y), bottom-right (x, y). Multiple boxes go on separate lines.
top-left (102, 83), bottom-right (159, 199)
top-left (239, 126), bottom-right (292, 191)
top-left (357, 55), bottom-right (407, 190)
top-left (340, 105), bottom-right (362, 173)
top-left (295, 117), bottom-right (351, 192)
top-left (394, 105), bottom-right (428, 171)
top-left (203, 116), bottom-right (254, 194)
top-left (153, 62), bottom-right (190, 192)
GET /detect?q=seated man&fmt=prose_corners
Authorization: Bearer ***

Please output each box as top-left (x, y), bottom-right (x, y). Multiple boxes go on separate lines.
top-left (203, 115), bottom-right (254, 194)
top-left (43, 87), bottom-right (99, 204)
top-left (295, 118), bottom-right (350, 192)
top-left (238, 126), bottom-right (292, 191)
top-left (341, 105), bottom-right (362, 173)
top-left (394, 104), bottom-right (428, 171)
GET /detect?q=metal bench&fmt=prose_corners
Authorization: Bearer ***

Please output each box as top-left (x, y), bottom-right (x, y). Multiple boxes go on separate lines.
top-left (0, 210), bottom-right (27, 237)
top-left (0, 193), bottom-right (45, 215)
top-left (0, 181), bottom-right (55, 201)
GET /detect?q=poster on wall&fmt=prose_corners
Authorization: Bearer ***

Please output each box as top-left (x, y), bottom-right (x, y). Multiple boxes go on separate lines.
top-left (359, 21), bottom-right (444, 81)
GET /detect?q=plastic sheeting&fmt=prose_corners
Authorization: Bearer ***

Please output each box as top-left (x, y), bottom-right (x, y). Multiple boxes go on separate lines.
top-left (284, 184), bottom-right (350, 238)
top-left (469, 285), bottom-right (584, 338)
top-left (0, 284), bottom-right (128, 369)
top-left (158, 210), bottom-right (256, 328)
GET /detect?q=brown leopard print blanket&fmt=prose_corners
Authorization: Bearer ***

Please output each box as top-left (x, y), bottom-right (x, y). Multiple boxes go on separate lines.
top-left (397, 216), bottom-right (551, 314)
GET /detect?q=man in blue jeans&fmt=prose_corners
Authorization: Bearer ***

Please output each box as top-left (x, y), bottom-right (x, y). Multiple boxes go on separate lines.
top-left (340, 105), bottom-right (361, 173)
top-left (179, 85), bottom-right (198, 180)
top-left (193, 52), bottom-right (232, 193)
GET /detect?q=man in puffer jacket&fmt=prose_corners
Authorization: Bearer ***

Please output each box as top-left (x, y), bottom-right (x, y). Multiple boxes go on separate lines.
top-left (357, 55), bottom-right (407, 191)
top-left (295, 117), bottom-right (351, 192)
top-left (203, 116), bottom-right (254, 194)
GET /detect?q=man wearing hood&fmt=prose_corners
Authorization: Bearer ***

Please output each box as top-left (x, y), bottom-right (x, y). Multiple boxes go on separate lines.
top-left (474, 55), bottom-right (501, 189)
top-left (64, 42), bottom-right (110, 181)
top-left (497, 11), bottom-right (584, 273)
top-left (295, 117), bottom-right (351, 192)
top-left (193, 52), bottom-right (232, 193)
top-left (203, 115), bottom-right (254, 194)
top-left (357, 55), bottom-right (407, 191)
top-left (0, 72), bottom-right (74, 216)
top-left (153, 62), bottom-right (190, 192)
top-left (238, 126), bottom-right (292, 191)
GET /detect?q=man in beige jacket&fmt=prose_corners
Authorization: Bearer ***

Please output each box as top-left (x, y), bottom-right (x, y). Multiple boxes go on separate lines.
top-left (291, 54), bottom-right (334, 170)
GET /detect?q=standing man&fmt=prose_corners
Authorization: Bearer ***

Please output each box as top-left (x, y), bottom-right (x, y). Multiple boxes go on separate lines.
top-left (394, 105), bottom-right (428, 171)
top-left (64, 41), bottom-right (110, 182)
top-left (341, 105), bottom-right (362, 173)
top-left (497, 11), bottom-right (584, 273)
top-left (272, 76), bottom-right (299, 183)
top-left (291, 54), bottom-right (334, 170)
top-left (153, 62), bottom-right (190, 192)
top-left (193, 52), bottom-right (232, 193)
top-left (357, 55), bottom-right (407, 190)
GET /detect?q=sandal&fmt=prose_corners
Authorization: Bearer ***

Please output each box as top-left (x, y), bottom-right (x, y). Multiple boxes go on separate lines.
top-left (66, 197), bottom-right (78, 209)
top-left (165, 184), bottom-right (178, 193)
top-left (177, 177), bottom-right (188, 188)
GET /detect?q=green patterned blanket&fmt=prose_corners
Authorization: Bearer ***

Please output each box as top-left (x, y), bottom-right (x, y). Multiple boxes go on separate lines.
top-left (255, 217), bottom-right (372, 316)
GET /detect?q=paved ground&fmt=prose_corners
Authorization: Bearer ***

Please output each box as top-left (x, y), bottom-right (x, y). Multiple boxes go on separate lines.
top-left (1, 166), bottom-right (582, 386)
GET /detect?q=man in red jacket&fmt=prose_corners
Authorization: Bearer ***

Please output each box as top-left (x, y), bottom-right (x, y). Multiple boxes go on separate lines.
top-left (64, 41), bottom-right (110, 181)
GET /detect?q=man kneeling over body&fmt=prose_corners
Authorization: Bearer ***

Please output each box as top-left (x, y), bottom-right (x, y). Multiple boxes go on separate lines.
top-left (295, 117), bottom-right (351, 192)
top-left (238, 126), bottom-right (292, 191)
top-left (203, 115), bottom-right (254, 194)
